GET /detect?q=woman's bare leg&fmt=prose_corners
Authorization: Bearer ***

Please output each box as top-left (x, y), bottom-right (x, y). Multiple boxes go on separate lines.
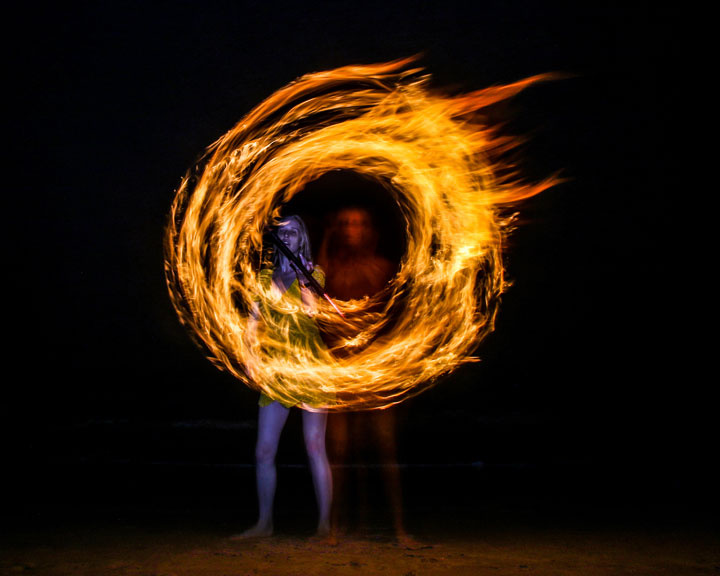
top-left (302, 409), bottom-right (332, 536)
top-left (240, 401), bottom-right (290, 538)
top-left (327, 412), bottom-right (349, 535)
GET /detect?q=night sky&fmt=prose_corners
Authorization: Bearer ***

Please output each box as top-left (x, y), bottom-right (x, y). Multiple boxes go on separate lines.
top-left (7, 2), bottom-right (697, 521)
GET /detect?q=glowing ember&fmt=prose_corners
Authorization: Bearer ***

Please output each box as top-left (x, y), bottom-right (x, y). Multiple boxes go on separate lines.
top-left (164, 57), bottom-right (559, 411)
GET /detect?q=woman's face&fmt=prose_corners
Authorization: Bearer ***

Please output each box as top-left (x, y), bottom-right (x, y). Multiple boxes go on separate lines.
top-left (278, 220), bottom-right (302, 254)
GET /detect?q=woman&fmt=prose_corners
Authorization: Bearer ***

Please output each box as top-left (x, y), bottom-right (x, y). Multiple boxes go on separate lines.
top-left (241, 215), bottom-right (333, 539)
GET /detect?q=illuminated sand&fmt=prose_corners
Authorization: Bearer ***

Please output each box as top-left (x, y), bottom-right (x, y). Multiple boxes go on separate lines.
top-left (3, 516), bottom-right (717, 575)
top-left (3, 459), bottom-right (718, 576)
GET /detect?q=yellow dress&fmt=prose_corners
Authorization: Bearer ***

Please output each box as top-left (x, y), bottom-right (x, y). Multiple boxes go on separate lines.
top-left (256, 266), bottom-right (333, 409)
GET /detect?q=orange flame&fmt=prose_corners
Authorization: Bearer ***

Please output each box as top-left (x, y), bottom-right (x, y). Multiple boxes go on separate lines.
top-left (164, 57), bottom-right (560, 411)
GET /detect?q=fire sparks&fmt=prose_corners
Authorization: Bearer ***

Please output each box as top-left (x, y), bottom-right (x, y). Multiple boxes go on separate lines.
top-left (164, 57), bottom-right (559, 411)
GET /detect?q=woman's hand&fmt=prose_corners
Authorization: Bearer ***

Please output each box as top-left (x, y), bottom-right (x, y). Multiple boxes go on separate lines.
top-left (294, 255), bottom-right (314, 288)
top-left (298, 253), bottom-right (314, 273)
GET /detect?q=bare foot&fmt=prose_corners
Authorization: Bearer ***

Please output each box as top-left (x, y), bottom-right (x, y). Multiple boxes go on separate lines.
top-left (229, 522), bottom-right (273, 540)
top-left (311, 522), bottom-right (337, 546)
top-left (396, 532), bottom-right (426, 550)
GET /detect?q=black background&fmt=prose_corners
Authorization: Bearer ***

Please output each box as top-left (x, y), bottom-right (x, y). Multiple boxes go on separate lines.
top-left (6, 1), bottom-right (700, 525)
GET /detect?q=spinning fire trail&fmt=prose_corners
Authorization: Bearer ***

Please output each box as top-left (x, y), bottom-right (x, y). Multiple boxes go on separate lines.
top-left (164, 57), bottom-right (559, 411)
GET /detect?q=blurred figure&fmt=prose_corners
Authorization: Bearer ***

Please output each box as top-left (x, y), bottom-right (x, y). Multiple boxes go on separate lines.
top-left (319, 205), bottom-right (395, 301)
top-left (318, 206), bottom-right (416, 546)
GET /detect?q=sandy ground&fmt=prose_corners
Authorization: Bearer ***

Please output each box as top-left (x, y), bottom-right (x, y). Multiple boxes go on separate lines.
top-left (2, 510), bottom-right (718, 576)
top-left (2, 461), bottom-right (718, 575)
